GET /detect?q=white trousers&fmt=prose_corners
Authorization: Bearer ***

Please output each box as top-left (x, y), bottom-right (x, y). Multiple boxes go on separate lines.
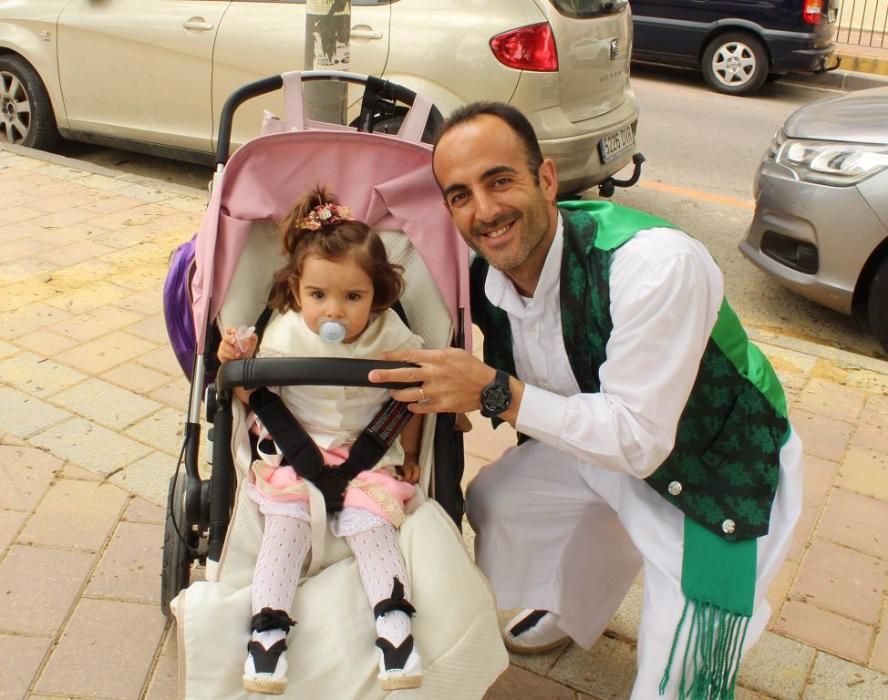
top-left (466, 430), bottom-right (803, 699)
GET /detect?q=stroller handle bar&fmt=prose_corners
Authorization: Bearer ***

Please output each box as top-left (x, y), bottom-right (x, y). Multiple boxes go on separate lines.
top-left (215, 357), bottom-right (421, 393)
top-left (216, 71), bottom-right (441, 165)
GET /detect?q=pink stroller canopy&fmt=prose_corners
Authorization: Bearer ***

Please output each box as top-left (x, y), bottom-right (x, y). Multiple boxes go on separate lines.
top-left (190, 129), bottom-right (470, 353)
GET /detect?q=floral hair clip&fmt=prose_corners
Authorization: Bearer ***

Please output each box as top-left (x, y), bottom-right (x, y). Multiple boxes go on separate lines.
top-left (298, 203), bottom-right (353, 231)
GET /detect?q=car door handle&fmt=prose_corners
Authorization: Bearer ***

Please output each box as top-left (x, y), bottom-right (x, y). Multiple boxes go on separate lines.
top-left (351, 26), bottom-right (383, 40)
top-left (183, 18), bottom-right (214, 31)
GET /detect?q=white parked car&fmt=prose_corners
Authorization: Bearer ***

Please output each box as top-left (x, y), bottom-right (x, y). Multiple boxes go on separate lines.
top-left (0, 0), bottom-right (641, 196)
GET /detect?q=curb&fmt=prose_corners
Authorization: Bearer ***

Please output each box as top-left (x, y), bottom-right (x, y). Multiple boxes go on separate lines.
top-left (0, 142), bottom-right (208, 198)
top-left (780, 64), bottom-right (888, 91)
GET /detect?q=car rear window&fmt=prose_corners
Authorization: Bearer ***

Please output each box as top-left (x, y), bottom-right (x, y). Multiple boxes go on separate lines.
top-left (547, 0), bottom-right (628, 18)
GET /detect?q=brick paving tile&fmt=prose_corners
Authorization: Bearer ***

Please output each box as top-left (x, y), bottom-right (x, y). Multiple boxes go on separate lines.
top-left (147, 377), bottom-right (191, 410)
top-left (0, 351), bottom-right (87, 399)
top-left (737, 631), bottom-right (816, 699)
top-left (789, 408), bottom-right (854, 462)
top-left (0, 545), bottom-right (95, 636)
top-left (0, 387), bottom-right (72, 441)
top-left (817, 487), bottom-right (888, 560)
top-left (19, 480), bottom-right (129, 552)
top-left (0, 445), bottom-right (62, 511)
top-left (124, 409), bottom-right (184, 457)
top-left (802, 455), bottom-right (839, 507)
top-left (786, 501), bottom-right (819, 562)
top-left (126, 314), bottom-right (172, 345)
top-left (54, 330), bottom-right (157, 374)
top-left (85, 521), bottom-right (163, 603)
top-left (117, 287), bottom-right (163, 315)
top-left (144, 647), bottom-right (178, 700)
top-left (483, 665), bottom-right (575, 699)
top-left (28, 416), bottom-right (152, 478)
top-left (101, 362), bottom-right (173, 394)
top-left (36, 239), bottom-right (117, 267)
top-left (124, 497), bottom-right (164, 524)
top-left (0, 633), bottom-right (51, 700)
top-left (793, 539), bottom-right (886, 624)
top-left (851, 417), bottom-right (888, 452)
top-left (774, 600), bottom-right (872, 663)
top-left (14, 329), bottom-right (79, 357)
top-left (52, 378), bottom-right (162, 430)
top-left (838, 447), bottom-right (888, 501)
top-left (765, 559), bottom-right (797, 627)
top-left (134, 344), bottom-right (181, 376)
top-left (803, 652), bottom-right (888, 699)
top-left (54, 305), bottom-right (147, 343)
top-left (874, 605), bottom-right (888, 674)
top-left (0, 302), bottom-right (74, 341)
top-left (35, 598), bottom-right (166, 699)
top-left (798, 378), bottom-right (866, 421)
top-left (0, 237), bottom-right (55, 262)
top-left (548, 635), bottom-right (636, 699)
top-left (61, 462), bottom-right (102, 481)
top-left (43, 280), bottom-right (132, 315)
top-left (108, 452), bottom-right (177, 507)
top-left (0, 509), bottom-right (27, 555)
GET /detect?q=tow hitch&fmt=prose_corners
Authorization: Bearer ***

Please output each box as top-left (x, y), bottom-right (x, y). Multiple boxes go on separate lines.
top-left (598, 153), bottom-right (645, 198)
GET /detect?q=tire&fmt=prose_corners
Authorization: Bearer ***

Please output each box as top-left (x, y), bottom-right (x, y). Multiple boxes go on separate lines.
top-left (0, 54), bottom-right (60, 150)
top-left (160, 473), bottom-right (192, 618)
top-left (868, 256), bottom-right (888, 353)
top-left (701, 32), bottom-right (769, 95)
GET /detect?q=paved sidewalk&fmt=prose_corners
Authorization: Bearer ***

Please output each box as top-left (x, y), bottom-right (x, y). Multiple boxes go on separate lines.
top-left (1, 141), bottom-right (888, 700)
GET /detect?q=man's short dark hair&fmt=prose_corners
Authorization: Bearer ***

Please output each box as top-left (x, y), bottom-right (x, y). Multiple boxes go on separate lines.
top-left (432, 102), bottom-right (544, 183)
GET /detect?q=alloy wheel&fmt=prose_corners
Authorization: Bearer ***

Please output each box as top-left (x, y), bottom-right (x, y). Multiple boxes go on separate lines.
top-left (0, 69), bottom-right (31, 144)
top-left (710, 41), bottom-right (758, 88)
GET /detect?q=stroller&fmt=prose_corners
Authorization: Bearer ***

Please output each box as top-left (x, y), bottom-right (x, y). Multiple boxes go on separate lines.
top-left (161, 71), bottom-right (508, 699)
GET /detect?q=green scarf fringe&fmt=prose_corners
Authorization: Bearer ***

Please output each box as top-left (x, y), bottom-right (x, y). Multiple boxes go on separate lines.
top-left (659, 598), bottom-right (751, 699)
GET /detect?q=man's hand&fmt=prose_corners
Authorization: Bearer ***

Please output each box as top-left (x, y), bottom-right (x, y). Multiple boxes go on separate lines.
top-left (368, 348), bottom-right (523, 425)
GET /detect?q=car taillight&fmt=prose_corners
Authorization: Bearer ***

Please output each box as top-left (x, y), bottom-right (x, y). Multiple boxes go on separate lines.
top-left (803, 0), bottom-right (822, 24)
top-left (490, 23), bottom-right (558, 72)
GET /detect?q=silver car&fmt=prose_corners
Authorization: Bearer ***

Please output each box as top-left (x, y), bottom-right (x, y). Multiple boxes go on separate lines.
top-left (740, 87), bottom-right (888, 352)
top-left (0, 0), bottom-right (639, 196)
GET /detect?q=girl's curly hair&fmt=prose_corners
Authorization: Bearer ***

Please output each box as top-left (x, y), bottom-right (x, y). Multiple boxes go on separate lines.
top-left (267, 185), bottom-right (404, 314)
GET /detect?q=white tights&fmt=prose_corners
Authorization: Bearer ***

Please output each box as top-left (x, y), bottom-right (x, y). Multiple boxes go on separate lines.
top-left (250, 505), bottom-right (412, 648)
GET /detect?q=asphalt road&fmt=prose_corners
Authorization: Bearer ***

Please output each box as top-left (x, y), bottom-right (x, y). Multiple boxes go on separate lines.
top-left (57, 65), bottom-right (887, 360)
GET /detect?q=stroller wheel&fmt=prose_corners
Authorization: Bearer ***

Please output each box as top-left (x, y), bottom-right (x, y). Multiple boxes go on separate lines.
top-left (161, 473), bottom-right (194, 617)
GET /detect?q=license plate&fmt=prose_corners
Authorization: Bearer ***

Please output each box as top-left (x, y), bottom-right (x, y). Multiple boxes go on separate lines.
top-left (598, 126), bottom-right (635, 164)
top-left (828, 7), bottom-right (837, 22)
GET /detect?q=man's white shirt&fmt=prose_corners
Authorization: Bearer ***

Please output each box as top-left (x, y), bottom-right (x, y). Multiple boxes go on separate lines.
top-left (483, 214), bottom-right (725, 478)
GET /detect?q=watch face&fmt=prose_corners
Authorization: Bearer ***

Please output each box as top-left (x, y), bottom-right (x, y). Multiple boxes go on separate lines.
top-left (481, 374), bottom-right (511, 417)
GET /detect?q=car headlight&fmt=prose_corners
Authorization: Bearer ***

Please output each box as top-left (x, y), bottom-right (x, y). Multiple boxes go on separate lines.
top-left (777, 139), bottom-right (888, 186)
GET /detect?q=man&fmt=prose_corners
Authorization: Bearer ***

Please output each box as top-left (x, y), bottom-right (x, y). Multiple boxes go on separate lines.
top-left (368, 102), bottom-right (803, 699)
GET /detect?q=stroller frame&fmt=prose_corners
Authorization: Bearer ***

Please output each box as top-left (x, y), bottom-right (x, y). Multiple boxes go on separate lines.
top-left (160, 71), bottom-right (468, 616)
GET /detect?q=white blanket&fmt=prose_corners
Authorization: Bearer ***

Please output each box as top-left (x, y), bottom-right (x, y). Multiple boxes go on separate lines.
top-left (173, 496), bottom-right (508, 699)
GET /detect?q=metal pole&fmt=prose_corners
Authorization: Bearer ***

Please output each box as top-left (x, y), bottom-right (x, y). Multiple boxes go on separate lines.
top-left (303, 0), bottom-right (351, 124)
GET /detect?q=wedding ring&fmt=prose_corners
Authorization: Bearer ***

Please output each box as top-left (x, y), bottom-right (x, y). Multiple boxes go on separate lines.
top-left (418, 386), bottom-right (427, 403)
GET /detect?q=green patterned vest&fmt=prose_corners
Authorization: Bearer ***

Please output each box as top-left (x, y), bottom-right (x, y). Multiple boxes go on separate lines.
top-left (471, 201), bottom-right (790, 541)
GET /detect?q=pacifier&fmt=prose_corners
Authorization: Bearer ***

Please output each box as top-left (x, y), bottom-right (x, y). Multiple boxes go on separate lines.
top-left (318, 318), bottom-right (348, 344)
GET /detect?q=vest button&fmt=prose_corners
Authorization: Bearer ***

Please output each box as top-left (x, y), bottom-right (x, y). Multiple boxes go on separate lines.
top-left (667, 481), bottom-right (682, 496)
top-left (722, 519), bottom-right (736, 535)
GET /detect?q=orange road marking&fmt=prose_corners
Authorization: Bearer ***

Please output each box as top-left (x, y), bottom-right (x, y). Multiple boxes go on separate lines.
top-left (639, 180), bottom-right (755, 211)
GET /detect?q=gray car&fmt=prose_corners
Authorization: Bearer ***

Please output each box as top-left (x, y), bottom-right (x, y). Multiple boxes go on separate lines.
top-left (740, 87), bottom-right (888, 351)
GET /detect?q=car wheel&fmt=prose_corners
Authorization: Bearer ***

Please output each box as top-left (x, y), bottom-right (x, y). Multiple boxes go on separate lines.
top-left (0, 54), bottom-right (60, 150)
top-left (868, 256), bottom-right (888, 353)
top-left (702, 32), bottom-right (769, 95)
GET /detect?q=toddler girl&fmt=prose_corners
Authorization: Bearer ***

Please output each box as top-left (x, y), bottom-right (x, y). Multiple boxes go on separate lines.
top-left (218, 186), bottom-right (425, 695)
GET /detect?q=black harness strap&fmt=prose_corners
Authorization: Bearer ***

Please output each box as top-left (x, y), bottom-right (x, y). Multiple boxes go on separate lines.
top-left (248, 387), bottom-right (414, 482)
top-left (249, 388), bottom-right (325, 480)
